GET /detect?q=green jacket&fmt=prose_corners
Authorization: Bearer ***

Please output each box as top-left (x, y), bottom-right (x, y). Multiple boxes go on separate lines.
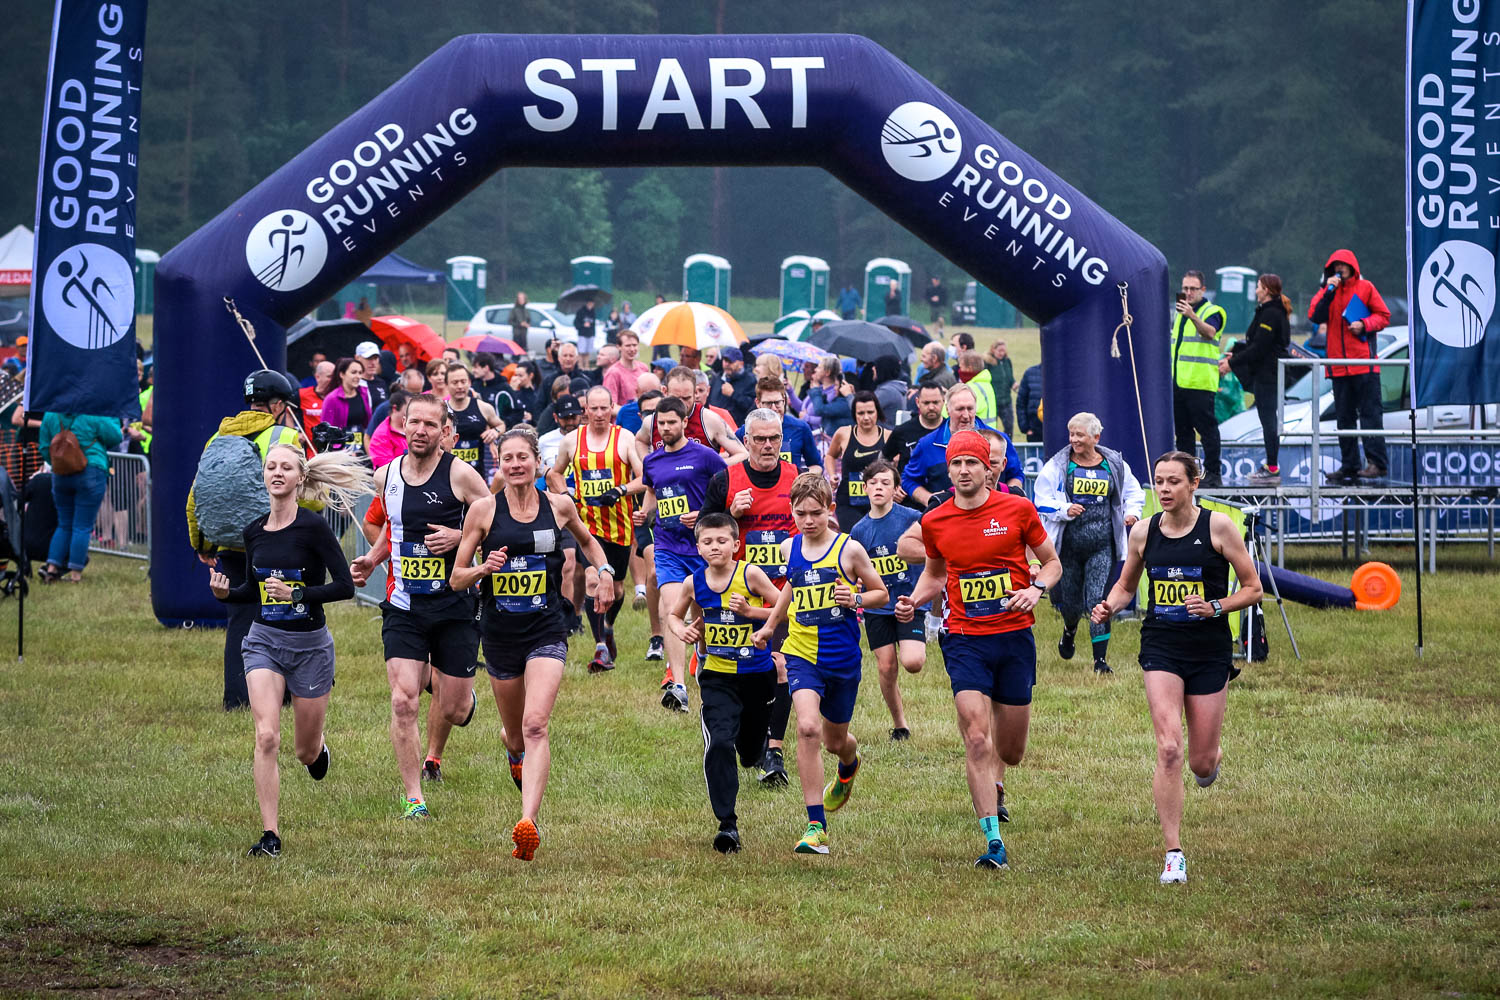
top-left (968, 369), bottom-right (998, 422)
top-left (39, 413), bottom-right (122, 472)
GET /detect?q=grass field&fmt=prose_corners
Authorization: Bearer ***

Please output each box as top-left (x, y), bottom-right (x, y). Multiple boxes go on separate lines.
top-left (1, 545), bottom-right (1496, 998)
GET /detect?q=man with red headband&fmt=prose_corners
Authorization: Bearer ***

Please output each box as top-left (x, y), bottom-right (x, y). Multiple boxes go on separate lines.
top-left (895, 430), bottom-right (1061, 870)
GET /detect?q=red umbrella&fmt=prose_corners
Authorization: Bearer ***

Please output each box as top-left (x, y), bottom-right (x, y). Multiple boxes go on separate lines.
top-left (451, 333), bottom-right (524, 356)
top-left (370, 315), bottom-right (445, 364)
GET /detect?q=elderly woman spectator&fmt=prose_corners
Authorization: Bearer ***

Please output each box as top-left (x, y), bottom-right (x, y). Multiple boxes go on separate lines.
top-left (1033, 411), bottom-right (1144, 674)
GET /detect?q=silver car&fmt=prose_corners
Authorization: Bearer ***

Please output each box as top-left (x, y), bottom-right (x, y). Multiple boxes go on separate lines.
top-left (467, 302), bottom-right (579, 356)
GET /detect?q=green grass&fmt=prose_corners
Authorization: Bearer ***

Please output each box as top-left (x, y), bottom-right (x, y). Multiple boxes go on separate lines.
top-left (1, 546), bottom-right (1496, 997)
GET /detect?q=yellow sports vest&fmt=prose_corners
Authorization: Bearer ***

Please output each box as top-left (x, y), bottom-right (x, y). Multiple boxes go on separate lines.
top-left (1172, 300), bottom-right (1227, 392)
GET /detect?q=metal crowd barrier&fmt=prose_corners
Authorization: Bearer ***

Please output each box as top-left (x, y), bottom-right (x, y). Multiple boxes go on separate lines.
top-left (89, 451), bottom-right (151, 560)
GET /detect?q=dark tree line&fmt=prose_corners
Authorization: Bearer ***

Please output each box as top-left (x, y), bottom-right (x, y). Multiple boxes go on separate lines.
top-left (0, 0), bottom-right (1404, 309)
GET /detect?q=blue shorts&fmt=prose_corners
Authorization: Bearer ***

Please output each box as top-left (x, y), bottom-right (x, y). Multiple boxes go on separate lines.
top-left (939, 629), bottom-right (1036, 706)
top-left (653, 547), bottom-right (705, 587)
top-left (784, 654), bottom-right (861, 725)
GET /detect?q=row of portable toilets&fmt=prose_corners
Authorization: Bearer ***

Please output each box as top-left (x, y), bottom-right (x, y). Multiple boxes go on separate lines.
top-left (128, 248), bottom-right (1266, 336)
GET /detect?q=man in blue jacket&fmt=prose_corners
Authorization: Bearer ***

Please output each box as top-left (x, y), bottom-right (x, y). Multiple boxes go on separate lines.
top-left (902, 382), bottom-right (1023, 506)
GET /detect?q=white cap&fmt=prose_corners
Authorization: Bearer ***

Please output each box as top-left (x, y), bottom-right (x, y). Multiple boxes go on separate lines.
top-left (355, 340), bottom-right (380, 358)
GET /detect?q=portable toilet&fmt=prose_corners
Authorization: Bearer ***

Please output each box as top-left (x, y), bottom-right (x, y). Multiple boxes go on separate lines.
top-left (446, 255), bottom-right (487, 321)
top-left (571, 255), bottom-right (614, 292)
top-left (133, 249), bottom-right (159, 315)
top-left (864, 258), bottom-right (911, 317)
top-left (779, 255), bottom-right (829, 315)
top-left (1213, 266), bottom-right (1258, 339)
top-left (974, 284), bottom-right (1018, 328)
top-left (684, 253), bottom-right (732, 309)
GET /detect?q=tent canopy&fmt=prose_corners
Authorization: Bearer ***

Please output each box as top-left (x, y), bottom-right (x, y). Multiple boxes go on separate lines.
top-left (359, 252), bottom-right (443, 285)
top-left (0, 225), bottom-right (34, 287)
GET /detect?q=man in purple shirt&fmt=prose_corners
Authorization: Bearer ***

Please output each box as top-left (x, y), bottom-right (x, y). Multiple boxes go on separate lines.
top-left (637, 396), bottom-right (727, 714)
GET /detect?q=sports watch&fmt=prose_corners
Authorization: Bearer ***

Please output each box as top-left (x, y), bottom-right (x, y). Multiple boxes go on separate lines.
top-left (1210, 599), bottom-right (1223, 618)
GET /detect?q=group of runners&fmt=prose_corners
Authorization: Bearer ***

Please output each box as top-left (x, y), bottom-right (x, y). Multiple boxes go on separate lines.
top-left (206, 363), bottom-right (1263, 883)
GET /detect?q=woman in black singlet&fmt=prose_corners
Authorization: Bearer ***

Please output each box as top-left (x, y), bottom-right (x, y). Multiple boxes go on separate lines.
top-left (1091, 451), bottom-right (1261, 885)
top-left (451, 427), bottom-right (612, 863)
top-left (827, 391), bottom-right (889, 533)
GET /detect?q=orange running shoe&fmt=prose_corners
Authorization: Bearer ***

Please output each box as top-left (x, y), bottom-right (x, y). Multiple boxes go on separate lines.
top-left (512, 818), bottom-right (540, 861)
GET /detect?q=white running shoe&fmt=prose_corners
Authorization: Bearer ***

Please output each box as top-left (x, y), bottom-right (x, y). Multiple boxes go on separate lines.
top-left (1160, 850), bottom-right (1187, 884)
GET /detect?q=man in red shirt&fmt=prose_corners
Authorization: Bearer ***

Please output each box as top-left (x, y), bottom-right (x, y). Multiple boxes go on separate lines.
top-left (895, 430), bottom-right (1060, 870)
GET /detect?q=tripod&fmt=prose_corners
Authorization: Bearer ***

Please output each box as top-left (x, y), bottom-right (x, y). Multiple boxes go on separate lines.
top-left (1240, 507), bottom-right (1301, 661)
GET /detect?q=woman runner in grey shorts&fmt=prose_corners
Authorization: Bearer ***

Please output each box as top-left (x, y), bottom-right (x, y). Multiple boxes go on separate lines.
top-left (210, 443), bottom-right (373, 859)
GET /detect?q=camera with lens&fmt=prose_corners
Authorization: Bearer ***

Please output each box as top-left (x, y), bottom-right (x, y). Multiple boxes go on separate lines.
top-left (312, 422), bottom-right (355, 452)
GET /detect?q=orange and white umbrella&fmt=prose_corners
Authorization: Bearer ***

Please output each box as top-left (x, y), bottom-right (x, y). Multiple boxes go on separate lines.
top-left (630, 301), bottom-right (746, 350)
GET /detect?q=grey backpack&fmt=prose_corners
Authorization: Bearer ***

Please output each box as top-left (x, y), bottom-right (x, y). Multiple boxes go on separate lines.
top-left (193, 434), bottom-right (270, 548)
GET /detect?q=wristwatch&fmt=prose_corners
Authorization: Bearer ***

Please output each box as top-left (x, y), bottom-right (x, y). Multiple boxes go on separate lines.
top-left (288, 584), bottom-right (305, 605)
top-left (1210, 599), bottom-right (1224, 618)
top-left (854, 592), bottom-right (863, 609)
top-left (1030, 579), bottom-right (1048, 595)
top-left (598, 564), bottom-right (616, 577)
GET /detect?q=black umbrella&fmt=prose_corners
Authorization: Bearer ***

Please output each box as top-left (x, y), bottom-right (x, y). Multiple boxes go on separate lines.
top-left (556, 284), bottom-right (613, 312)
top-left (806, 321), bottom-right (915, 364)
top-left (286, 317), bottom-right (376, 376)
top-left (875, 314), bottom-right (935, 351)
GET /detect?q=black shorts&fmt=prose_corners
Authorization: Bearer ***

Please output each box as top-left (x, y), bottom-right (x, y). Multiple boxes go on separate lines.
top-left (598, 539), bottom-right (632, 578)
top-left (863, 613), bottom-right (924, 651)
top-left (634, 522), bottom-right (654, 557)
top-left (381, 603), bottom-right (479, 678)
top-left (483, 634), bottom-right (568, 681)
top-left (1141, 654), bottom-right (1230, 696)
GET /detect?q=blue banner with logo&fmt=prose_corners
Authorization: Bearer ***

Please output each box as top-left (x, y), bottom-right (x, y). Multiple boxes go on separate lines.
top-left (1408, 0), bottom-right (1500, 406)
top-left (24, 0), bottom-right (147, 418)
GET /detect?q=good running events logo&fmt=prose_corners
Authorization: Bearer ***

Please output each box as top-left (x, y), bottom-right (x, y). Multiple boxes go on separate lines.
top-left (246, 210), bottom-right (328, 292)
top-left (40, 244), bottom-right (135, 350)
top-left (881, 102), bottom-right (961, 182)
top-left (1418, 240), bottom-right (1495, 349)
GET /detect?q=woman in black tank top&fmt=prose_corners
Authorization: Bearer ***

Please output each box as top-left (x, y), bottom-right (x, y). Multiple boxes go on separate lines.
top-left (451, 427), bottom-right (614, 863)
top-left (1089, 451), bottom-right (1262, 885)
top-left (829, 391), bottom-right (889, 532)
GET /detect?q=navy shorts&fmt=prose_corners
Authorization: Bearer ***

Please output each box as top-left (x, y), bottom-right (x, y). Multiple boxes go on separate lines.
top-left (784, 653), bottom-right (861, 725)
top-left (863, 613), bottom-right (924, 651)
top-left (939, 629), bottom-right (1036, 706)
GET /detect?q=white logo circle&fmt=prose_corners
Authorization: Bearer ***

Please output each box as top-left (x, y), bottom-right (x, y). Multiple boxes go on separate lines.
top-left (881, 101), bottom-right (962, 182)
top-left (1417, 239), bottom-right (1495, 349)
top-left (246, 209), bottom-right (327, 292)
top-left (41, 244), bottom-right (135, 350)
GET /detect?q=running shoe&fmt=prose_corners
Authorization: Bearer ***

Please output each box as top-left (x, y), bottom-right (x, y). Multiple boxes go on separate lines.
top-left (512, 818), bottom-right (540, 861)
top-left (660, 666), bottom-right (673, 690)
top-left (247, 831), bottom-right (281, 858)
top-left (645, 635), bottom-right (665, 662)
top-left (588, 642), bottom-right (612, 674)
top-left (603, 627), bottom-right (617, 663)
top-left (1093, 659), bottom-right (1113, 675)
top-left (508, 752), bottom-right (524, 791)
top-left (793, 821), bottom-right (829, 855)
top-left (997, 784), bottom-right (1010, 823)
top-left (422, 758), bottom-right (443, 783)
top-left (306, 743), bottom-right (330, 781)
top-left (402, 798), bottom-right (429, 820)
top-left (713, 827), bottom-right (742, 854)
top-left (757, 747), bottom-right (788, 787)
top-left (1249, 464), bottom-right (1281, 485)
top-left (890, 727), bottom-right (911, 742)
top-left (1160, 850), bottom-right (1187, 884)
top-left (823, 753), bottom-right (861, 813)
top-left (633, 586), bottom-right (647, 611)
top-left (457, 689), bottom-right (477, 727)
top-left (974, 838), bottom-right (1008, 870)
top-left (660, 683), bottom-right (689, 713)
top-left (1058, 629), bottom-right (1076, 660)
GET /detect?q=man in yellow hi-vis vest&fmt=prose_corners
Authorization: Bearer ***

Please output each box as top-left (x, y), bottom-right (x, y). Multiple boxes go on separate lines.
top-left (1171, 270), bottom-right (1227, 487)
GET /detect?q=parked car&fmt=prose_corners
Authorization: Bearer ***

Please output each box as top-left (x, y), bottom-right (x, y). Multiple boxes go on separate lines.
top-left (466, 302), bottom-right (578, 355)
top-left (1218, 326), bottom-right (1498, 442)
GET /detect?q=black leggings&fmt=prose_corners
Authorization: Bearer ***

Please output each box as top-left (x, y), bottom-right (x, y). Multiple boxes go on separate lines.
top-left (1252, 380), bottom-right (1280, 468)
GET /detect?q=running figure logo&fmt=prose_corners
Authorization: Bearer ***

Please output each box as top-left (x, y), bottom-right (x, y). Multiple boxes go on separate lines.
top-left (881, 101), bottom-right (962, 182)
top-left (1418, 240), bottom-right (1495, 350)
top-left (40, 244), bottom-right (135, 350)
top-left (245, 209), bottom-right (327, 292)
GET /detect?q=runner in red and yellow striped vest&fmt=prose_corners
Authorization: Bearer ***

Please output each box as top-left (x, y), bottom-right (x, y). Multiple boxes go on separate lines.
top-left (547, 386), bottom-right (644, 672)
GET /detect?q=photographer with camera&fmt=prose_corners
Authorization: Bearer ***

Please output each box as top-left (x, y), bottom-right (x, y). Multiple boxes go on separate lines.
top-left (1308, 250), bottom-right (1391, 483)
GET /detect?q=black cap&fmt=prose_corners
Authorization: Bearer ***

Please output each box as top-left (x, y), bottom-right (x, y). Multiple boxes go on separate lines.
top-left (554, 394), bottom-right (582, 418)
top-left (243, 369), bottom-right (297, 405)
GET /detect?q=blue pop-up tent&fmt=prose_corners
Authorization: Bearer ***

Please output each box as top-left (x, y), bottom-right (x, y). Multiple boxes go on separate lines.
top-left (359, 252), bottom-right (443, 285)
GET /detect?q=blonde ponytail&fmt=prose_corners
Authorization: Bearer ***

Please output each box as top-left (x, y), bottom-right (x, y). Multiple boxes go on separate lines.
top-left (266, 443), bottom-right (375, 514)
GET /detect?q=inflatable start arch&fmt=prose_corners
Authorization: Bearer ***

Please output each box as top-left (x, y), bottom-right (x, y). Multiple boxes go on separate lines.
top-left (153, 34), bottom-right (1170, 625)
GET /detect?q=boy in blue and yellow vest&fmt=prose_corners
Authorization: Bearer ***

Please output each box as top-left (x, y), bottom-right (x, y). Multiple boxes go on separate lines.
top-left (667, 512), bottom-right (783, 855)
